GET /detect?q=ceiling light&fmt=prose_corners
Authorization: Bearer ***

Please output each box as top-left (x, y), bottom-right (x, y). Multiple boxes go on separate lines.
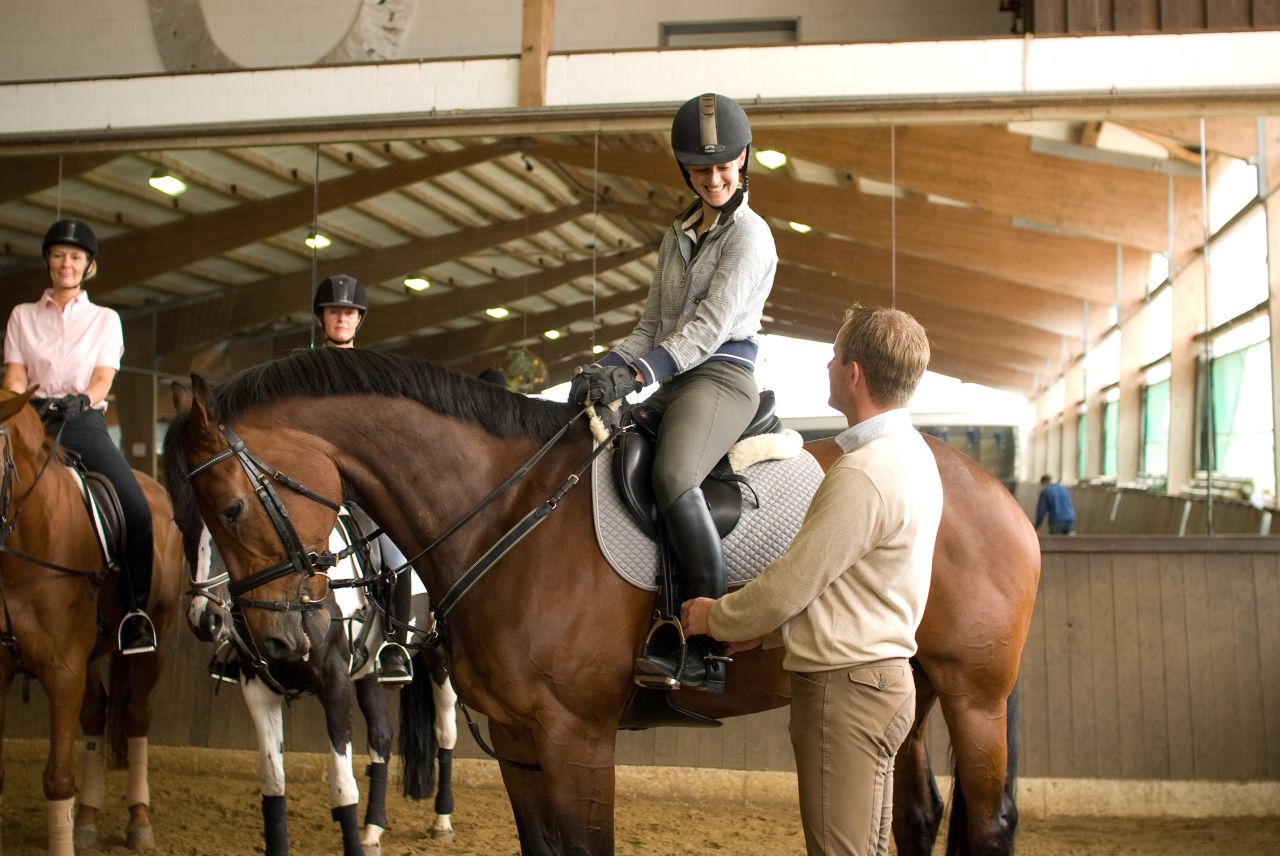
top-left (148, 170), bottom-right (188, 196)
top-left (485, 307), bottom-right (510, 319)
top-left (305, 232), bottom-right (331, 250)
top-left (543, 329), bottom-right (561, 340)
top-left (787, 221), bottom-right (812, 234)
top-left (403, 276), bottom-right (430, 291)
top-left (592, 344), bottom-right (606, 355)
top-left (754, 149), bottom-right (788, 170)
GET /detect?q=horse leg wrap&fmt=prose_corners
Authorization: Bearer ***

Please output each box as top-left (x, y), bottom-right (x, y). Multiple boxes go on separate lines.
top-left (332, 803), bottom-right (364, 855)
top-left (126, 737), bottom-right (149, 807)
top-left (363, 762), bottom-right (389, 830)
top-left (78, 736), bottom-right (106, 811)
top-left (47, 797), bottom-right (74, 856)
top-left (434, 749), bottom-right (455, 816)
top-left (262, 794), bottom-right (289, 856)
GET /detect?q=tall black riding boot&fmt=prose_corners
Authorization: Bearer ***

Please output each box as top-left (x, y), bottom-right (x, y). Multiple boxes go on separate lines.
top-left (634, 487), bottom-right (728, 693)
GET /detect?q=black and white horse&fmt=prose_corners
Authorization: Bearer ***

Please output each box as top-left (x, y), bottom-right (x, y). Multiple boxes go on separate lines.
top-left (183, 509), bottom-right (459, 855)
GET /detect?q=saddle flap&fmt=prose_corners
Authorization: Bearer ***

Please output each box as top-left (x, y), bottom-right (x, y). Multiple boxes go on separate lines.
top-left (73, 468), bottom-right (126, 570)
top-left (612, 432), bottom-right (741, 541)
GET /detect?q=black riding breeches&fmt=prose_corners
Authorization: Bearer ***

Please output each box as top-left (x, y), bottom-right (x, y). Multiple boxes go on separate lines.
top-left (60, 410), bottom-right (153, 610)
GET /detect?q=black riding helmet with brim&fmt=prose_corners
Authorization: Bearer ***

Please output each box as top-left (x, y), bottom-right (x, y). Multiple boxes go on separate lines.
top-left (42, 219), bottom-right (99, 283)
top-left (313, 274), bottom-right (368, 341)
top-left (670, 93), bottom-right (752, 207)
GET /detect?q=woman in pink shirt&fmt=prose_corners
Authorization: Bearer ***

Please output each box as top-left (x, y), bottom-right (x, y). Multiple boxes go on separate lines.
top-left (3, 219), bottom-right (157, 655)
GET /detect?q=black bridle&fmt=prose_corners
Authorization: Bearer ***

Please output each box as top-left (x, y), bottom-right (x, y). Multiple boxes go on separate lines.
top-left (186, 423), bottom-right (349, 614)
top-left (185, 407), bottom-right (623, 771)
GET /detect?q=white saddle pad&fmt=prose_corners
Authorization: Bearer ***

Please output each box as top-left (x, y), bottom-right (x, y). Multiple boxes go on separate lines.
top-left (592, 447), bottom-right (824, 591)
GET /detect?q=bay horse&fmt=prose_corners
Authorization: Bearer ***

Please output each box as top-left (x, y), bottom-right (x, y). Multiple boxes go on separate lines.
top-left (162, 454), bottom-right (460, 855)
top-left (168, 347), bottom-right (1040, 855)
top-left (0, 388), bottom-right (183, 855)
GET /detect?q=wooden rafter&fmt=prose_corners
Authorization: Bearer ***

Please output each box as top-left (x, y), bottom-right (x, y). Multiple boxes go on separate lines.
top-left (153, 202), bottom-right (594, 357)
top-left (540, 143), bottom-right (1144, 303)
top-left (0, 141), bottom-right (517, 317)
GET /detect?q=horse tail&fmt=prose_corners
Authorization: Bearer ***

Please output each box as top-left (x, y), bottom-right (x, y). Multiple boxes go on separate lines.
top-left (106, 653), bottom-right (131, 768)
top-left (397, 649), bottom-right (438, 800)
top-left (944, 681), bottom-right (1021, 855)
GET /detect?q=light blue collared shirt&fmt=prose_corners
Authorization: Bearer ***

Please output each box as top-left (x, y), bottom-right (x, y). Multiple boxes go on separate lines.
top-left (834, 408), bottom-right (914, 454)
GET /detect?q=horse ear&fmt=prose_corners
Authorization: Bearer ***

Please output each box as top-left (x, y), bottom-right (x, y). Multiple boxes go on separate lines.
top-left (171, 381), bottom-right (193, 417)
top-left (0, 386), bottom-right (39, 423)
top-left (187, 374), bottom-right (219, 433)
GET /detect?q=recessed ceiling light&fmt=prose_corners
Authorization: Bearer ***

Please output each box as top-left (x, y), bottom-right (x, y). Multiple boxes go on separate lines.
top-left (592, 344), bottom-right (606, 355)
top-left (148, 170), bottom-right (188, 196)
top-left (788, 221), bottom-right (812, 234)
top-left (485, 307), bottom-right (510, 319)
top-left (754, 149), bottom-right (788, 170)
top-left (403, 276), bottom-right (430, 291)
top-left (543, 329), bottom-right (561, 340)
top-left (305, 232), bottom-right (331, 250)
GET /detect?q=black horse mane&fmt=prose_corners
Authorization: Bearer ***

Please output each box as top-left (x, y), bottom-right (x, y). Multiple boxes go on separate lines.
top-left (161, 348), bottom-right (580, 543)
top-left (220, 348), bottom-right (577, 440)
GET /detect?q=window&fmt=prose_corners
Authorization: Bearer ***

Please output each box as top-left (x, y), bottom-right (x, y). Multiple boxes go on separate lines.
top-left (660, 18), bottom-right (798, 47)
top-left (1141, 362), bottom-right (1171, 482)
top-left (1076, 408), bottom-right (1087, 480)
top-left (1196, 316), bottom-right (1274, 503)
top-left (1102, 387), bottom-right (1120, 479)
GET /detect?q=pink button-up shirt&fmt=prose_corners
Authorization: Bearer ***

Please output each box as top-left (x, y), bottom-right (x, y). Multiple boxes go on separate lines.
top-left (4, 289), bottom-right (123, 409)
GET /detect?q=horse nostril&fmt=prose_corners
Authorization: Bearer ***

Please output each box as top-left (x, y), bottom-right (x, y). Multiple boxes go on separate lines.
top-left (261, 636), bottom-right (295, 661)
top-left (202, 612), bottom-right (224, 640)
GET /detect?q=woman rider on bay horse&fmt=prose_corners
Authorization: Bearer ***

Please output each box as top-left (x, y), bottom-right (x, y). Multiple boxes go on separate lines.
top-left (571, 93), bottom-right (778, 692)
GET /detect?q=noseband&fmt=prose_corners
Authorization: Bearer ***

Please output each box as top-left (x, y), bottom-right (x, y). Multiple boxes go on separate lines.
top-left (187, 423), bottom-right (350, 614)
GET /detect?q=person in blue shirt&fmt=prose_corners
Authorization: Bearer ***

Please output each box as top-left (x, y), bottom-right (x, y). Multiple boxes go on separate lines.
top-left (1035, 475), bottom-right (1077, 535)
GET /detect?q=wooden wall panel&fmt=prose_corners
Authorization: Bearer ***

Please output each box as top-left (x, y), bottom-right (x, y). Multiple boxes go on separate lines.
top-left (1035, 0), bottom-right (1280, 30)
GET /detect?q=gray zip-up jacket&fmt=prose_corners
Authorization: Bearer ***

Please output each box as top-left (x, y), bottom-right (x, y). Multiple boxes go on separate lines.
top-left (603, 195), bottom-right (777, 385)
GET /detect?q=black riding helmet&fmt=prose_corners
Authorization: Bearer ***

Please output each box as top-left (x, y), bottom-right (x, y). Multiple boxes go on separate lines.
top-left (42, 219), bottom-right (98, 260)
top-left (313, 274), bottom-right (368, 317)
top-left (313, 274), bottom-right (368, 342)
top-left (670, 93), bottom-right (752, 206)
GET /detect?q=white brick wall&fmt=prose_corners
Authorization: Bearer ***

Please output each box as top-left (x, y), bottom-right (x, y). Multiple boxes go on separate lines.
top-left (0, 0), bottom-right (1011, 83)
top-left (4, 32), bottom-right (1279, 141)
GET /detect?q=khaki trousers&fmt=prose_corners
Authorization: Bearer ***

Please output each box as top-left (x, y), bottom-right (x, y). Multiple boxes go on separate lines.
top-left (789, 658), bottom-right (915, 856)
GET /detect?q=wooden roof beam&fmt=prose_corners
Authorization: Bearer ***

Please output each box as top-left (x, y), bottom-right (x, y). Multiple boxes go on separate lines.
top-left (357, 244), bottom-right (653, 346)
top-left (0, 141), bottom-right (517, 310)
top-left (154, 201), bottom-right (593, 358)
top-left (0, 153), bottom-right (116, 204)
top-left (608, 201), bottom-right (1098, 339)
top-left (543, 144), bottom-right (1141, 302)
top-left (757, 125), bottom-right (1188, 254)
top-left (393, 287), bottom-right (642, 364)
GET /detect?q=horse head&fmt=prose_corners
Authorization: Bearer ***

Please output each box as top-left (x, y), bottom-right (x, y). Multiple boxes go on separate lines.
top-left (171, 376), bottom-right (343, 663)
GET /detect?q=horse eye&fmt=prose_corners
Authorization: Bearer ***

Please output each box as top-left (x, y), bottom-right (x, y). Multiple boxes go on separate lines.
top-left (222, 498), bottom-right (244, 528)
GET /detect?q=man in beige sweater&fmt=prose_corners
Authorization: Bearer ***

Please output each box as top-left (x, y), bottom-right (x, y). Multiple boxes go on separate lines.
top-left (683, 304), bottom-right (942, 856)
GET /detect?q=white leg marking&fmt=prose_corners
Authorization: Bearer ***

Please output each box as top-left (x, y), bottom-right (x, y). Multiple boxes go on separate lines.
top-left (242, 677), bottom-right (287, 796)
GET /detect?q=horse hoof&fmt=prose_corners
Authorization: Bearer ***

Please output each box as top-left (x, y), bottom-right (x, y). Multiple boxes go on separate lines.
top-left (126, 825), bottom-right (156, 851)
top-left (362, 843), bottom-right (381, 856)
top-left (74, 825), bottom-right (97, 849)
top-left (430, 828), bottom-right (455, 842)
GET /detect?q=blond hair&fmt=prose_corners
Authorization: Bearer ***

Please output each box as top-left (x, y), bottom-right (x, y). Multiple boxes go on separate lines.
top-left (836, 304), bottom-right (930, 407)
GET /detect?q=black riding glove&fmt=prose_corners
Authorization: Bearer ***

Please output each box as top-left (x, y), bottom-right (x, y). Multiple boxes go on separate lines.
top-left (53, 393), bottom-right (91, 421)
top-left (568, 363), bottom-right (640, 407)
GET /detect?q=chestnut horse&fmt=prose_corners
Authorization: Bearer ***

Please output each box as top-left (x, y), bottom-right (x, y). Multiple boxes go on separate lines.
top-left (169, 348), bottom-right (1039, 855)
top-left (0, 388), bottom-right (183, 855)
